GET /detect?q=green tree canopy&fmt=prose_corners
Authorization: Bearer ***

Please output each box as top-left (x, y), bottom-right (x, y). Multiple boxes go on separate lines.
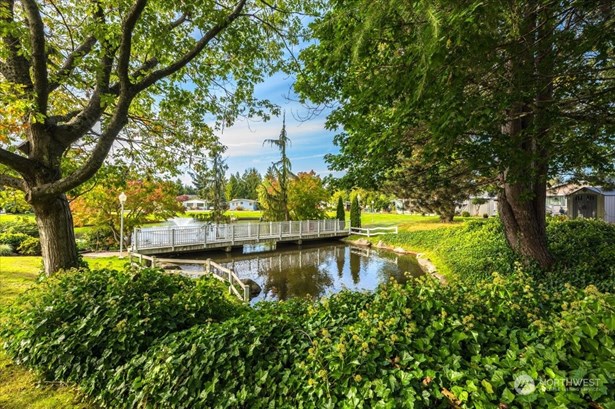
top-left (296, 0), bottom-right (614, 268)
top-left (0, 0), bottom-right (314, 274)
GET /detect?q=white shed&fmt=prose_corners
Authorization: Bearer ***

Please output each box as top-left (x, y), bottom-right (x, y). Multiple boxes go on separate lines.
top-left (567, 187), bottom-right (615, 223)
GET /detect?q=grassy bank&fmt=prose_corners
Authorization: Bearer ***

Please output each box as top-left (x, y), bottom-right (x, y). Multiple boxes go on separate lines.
top-left (0, 257), bottom-right (89, 408)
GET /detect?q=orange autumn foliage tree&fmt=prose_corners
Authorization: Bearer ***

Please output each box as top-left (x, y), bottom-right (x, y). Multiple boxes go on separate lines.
top-left (71, 179), bottom-right (184, 248)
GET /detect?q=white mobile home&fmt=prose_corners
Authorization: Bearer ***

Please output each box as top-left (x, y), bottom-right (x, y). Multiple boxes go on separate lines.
top-left (183, 199), bottom-right (208, 210)
top-left (229, 199), bottom-right (258, 211)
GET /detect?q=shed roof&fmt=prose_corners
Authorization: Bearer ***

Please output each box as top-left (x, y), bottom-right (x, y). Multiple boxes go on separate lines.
top-left (568, 186), bottom-right (615, 197)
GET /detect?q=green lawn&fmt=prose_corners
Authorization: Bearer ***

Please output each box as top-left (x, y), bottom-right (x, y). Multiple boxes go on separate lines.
top-left (0, 256), bottom-right (92, 408)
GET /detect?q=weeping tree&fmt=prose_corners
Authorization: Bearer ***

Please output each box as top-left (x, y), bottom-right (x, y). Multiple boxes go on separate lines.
top-left (0, 0), bottom-right (311, 274)
top-left (296, 0), bottom-right (614, 269)
top-left (261, 113), bottom-right (293, 221)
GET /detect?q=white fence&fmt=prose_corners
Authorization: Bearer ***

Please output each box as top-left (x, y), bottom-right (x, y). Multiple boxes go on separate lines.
top-left (129, 253), bottom-right (250, 302)
top-left (132, 220), bottom-right (349, 252)
top-left (350, 226), bottom-right (399, 237)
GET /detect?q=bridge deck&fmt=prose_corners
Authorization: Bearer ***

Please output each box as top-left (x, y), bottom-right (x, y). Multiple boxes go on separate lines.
top-left (132, 219), bottom-right (350, 255)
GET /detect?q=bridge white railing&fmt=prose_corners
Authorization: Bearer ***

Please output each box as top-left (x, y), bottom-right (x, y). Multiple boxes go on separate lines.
top-left (132, 219), bottom-right (349, 251)
top-left (350, 226), bottom-right (399, 237)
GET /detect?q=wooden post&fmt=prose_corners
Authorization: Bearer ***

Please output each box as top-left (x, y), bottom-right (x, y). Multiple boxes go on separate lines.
top-left (151, 256), bottom-right (157, 268)
top-left (279, 222), bottom-right (282, 239)
top-left (228, 270), bottom-right (232, 295)
top-left (256, 223), bottom-right (260, 241)
top-left (171, 229), bottom-right (175, 251)
top-left (317, 220), bottom-right (321, 237)
top-left (231, 224), bottom-right (235, 245)
top-left (139, 253), bottom-right (143, 266)
top-left (395, 226), bottom-right (398, 234)
top-left (243, 285), bottom-right (250, 303)
top-left (299, 220), bottom-right (302, 238)
top-left (133, 228), bottom-right (139, 251)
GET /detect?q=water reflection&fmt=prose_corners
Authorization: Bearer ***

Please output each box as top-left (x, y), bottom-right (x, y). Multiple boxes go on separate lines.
top-left (180, 242), bottom-right (424, 303)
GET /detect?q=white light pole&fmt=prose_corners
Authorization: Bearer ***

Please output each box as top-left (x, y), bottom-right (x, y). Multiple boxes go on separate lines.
top-left (118, 192), bottom-right (127, 258)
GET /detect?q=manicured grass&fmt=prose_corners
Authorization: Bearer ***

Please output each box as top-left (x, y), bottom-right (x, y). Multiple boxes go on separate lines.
top-left (358, 212), bottom-right (476, 229)
top-left (0, 257), bottom-right (90, 408)
top-left (85, 256), bottom-right (131, 271)
top-left (0, 256), bottom-right (41, 307)
top-left (0, 213), bottom-right (35, 223)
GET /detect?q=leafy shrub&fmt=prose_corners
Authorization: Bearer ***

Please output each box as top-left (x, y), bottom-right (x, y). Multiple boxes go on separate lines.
top-left (461, 211), bottom-right (470, 218)
top-left (0, 232), bottom-right (30, 250)
top-left (104, 273), bottom-right (614, 408)
top-left (0, 243), bottom-right (13, 256)
top-left (2, 267), bottom-right (246, 398)
top-left (543, 219), bottom-right (615, 292)
top-left (16, 237), bottom-right (41, 256)
top-left (0, 217), bottom-right (39, 237)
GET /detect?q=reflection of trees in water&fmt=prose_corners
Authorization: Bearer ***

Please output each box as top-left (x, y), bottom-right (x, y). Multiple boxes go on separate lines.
top-left (336, 246), bottom-right (345, 278)
top-left (373, 251), bottom-right (423, 285)
top-left (349, 251), bottom-right (361, 284)
top-left (258, 250), bottom-right (333, 300)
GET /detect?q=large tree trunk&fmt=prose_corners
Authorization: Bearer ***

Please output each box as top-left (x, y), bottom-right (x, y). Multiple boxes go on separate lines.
top-left (498, 178), bottom-right (554, 270)
top-left (31, 194), bottom-right (80, 275)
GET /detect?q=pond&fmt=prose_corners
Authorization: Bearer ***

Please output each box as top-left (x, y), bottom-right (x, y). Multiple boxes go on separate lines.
top-left (175, 241), bottom-right (424, 303)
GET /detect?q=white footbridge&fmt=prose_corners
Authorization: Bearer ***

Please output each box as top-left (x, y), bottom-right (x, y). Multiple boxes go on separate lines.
top-left (132, 220), bottom-right (351, 255)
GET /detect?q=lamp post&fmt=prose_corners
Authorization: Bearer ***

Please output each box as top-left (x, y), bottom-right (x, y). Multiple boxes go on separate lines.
top-left (118, 192), bottom-right (127, 258)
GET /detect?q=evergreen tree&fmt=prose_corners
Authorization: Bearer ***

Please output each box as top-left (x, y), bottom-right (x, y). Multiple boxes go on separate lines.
top-left (350, 196), bottom-right (361, 228)
top-left (336, 196), bottom-right (345, 222)
top-left (191, 144), bottom-right (228, 224)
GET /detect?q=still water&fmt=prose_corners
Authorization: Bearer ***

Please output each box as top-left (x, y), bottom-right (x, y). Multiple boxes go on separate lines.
top-left (176, 241), bottom-right (424, 303)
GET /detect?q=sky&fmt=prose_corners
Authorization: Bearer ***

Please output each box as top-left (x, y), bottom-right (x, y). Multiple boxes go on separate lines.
top-left (182, 71), bottom-right (340, 185)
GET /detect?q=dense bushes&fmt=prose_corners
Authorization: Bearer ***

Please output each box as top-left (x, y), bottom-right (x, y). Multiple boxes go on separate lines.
top-left (99, 272), bottom-right (614, 408)
top-left (545, 219), bottom-right (615, 291)
top-left (0, 217), bottom-right (40, 255)
top-left (2, 267), bottom-right (246, 398)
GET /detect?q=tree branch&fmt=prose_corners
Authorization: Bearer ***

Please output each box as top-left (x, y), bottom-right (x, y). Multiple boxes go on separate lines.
top-left (134, 0), bottom-right (247, 92)
top-left (0, 147), bottom-right (34, 174)
top-left (49, 36), bottom-right (97, 92)
top-left (20, 0), bottom-right (49, 113)
top-left (0, 174), bottom-right (26, 191)
top-left (54, 4), bottom-right (114, 145)
top-left (118, 0), bottom-right (149, 90)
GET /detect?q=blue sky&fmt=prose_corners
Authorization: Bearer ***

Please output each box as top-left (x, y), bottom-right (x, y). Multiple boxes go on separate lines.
top-left (210, 72), bottom-right (339, 181)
